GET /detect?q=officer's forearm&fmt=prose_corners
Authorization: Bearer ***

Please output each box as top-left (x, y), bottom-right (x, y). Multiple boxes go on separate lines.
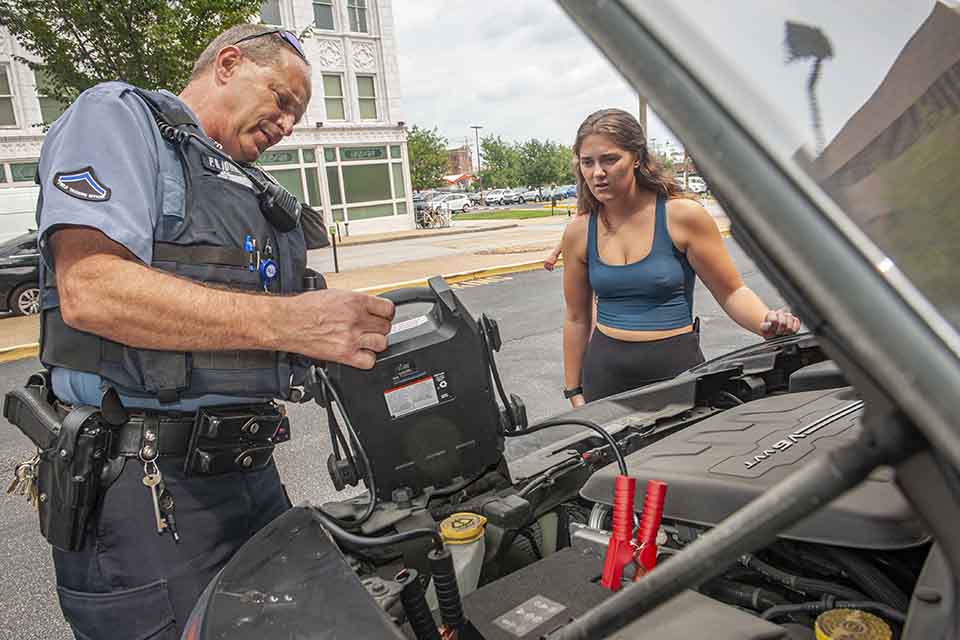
top-left (58, 252), bottom-right (281, 352)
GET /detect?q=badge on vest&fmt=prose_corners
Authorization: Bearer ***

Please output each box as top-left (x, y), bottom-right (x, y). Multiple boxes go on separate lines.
top-left (204, 154), bottom-right (255, 191)
top-left (53, 167), bottom-right (111, 202)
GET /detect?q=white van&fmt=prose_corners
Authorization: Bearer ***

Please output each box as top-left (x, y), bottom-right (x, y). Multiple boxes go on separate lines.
top-left (0, 185), bottom-right (40, 242)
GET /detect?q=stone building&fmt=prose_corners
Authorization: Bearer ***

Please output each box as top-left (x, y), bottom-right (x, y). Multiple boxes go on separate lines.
top-left (0, 0), bottom-right (413, 241)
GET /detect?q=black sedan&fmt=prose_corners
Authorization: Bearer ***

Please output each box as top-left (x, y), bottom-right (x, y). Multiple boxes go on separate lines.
top-left (0, 230), bottom-right (40, 316)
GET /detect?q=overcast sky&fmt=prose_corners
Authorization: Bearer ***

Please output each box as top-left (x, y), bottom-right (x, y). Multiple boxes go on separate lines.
top-left (391, 0), bottom-right (678, 152)
top-left (391, 1), bottom-right (947, 159)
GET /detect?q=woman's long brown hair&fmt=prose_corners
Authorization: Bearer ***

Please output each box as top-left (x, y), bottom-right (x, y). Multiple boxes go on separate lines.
top-left (573, 108), bottom-right (691, 217)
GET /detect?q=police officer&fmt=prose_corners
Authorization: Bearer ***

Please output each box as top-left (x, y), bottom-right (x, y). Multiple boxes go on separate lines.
top-left (34, 24), bottom-right (394, 639)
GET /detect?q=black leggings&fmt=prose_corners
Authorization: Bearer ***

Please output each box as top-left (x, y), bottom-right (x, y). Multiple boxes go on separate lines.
top-left (582, 325), bottom-right (705, 402)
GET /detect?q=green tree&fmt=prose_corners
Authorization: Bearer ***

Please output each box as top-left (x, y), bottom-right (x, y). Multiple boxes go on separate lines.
top-left (550, 142), bottom-right (576, 185)
top-left (519, 138), bottom-right (555, 188)
top-left (0, 0), bottom-right (262, 116)
top-left (480, 135), bottom-right (522, 188)
top-left (407, 125), bottom-right (448, 191)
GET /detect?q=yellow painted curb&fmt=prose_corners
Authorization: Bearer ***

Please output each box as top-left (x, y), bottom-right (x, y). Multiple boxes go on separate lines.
top-left (358, 258), bottom-right (559, 295)
top-left (0, 343), bottom-right (39, 364)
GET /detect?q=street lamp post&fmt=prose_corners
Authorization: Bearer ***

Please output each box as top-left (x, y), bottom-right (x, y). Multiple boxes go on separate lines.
top-left (470, 125), bottom-right (483, 194)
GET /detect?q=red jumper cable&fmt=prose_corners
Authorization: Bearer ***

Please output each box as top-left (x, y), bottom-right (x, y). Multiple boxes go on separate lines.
top-left (599, 475), bottom-right (635, 590)
top-left (633, 479), bottom-right (667, 580)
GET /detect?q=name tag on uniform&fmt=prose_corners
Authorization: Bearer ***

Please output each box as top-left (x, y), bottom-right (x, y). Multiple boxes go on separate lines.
top-left (204, 155), bottom-right (255, 191)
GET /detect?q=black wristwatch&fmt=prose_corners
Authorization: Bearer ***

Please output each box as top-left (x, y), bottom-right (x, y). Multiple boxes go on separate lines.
top-left (563, 386), bottom-right (583, 399)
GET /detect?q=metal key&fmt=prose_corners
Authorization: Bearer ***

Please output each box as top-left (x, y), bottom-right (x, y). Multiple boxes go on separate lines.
top-left (158, 488), bottom-right (181, 543)
top-left (142, 465), bottom-right (167, 534)
top-left (6, 465), bottom-right (25, 496)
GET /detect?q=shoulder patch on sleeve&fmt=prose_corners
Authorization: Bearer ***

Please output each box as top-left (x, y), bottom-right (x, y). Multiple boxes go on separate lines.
top-left (53, 167), bottom-right (112, 202)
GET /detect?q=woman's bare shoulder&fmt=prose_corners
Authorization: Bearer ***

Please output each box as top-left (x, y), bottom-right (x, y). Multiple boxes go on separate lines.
top-left (562, 212), bottom-right (591, 256)
top-left (665, 197), bottom-right (717, 249)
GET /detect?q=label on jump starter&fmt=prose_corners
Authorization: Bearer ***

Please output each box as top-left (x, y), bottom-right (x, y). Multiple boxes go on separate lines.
top-left (389, 315), bottom-right (429, 335)
top-left (494, 595), bottom-right (566, 637)
top-left (384, 375), bottom-right (441, 418)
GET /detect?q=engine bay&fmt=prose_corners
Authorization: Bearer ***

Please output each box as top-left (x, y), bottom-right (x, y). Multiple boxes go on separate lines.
top-left (185, 280), bottom-right (944, 640)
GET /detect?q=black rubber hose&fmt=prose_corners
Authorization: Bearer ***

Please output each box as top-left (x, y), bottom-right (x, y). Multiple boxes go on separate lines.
top-left (699, 578), bottom-right (789, 611)
top-left (315, 367), bottom-right (377, 528)
top-left (823, 547), bottom-right (910, 611)
top-left (508, 418), bottom-right (628, 476)
top-left (761, 599), bottom-right (906, 625)
top-left (429, 547), bottom-right (466, 631)
top-left (312, 507), bottom-right (444, 551)
top-left (741, 554), bottom-right (869, 602)
top-left (396, 569), bottom-right (440, 640)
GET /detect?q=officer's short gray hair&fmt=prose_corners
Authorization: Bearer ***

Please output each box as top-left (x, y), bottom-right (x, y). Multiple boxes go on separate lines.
top-left (190, 24), bottom-right (308, 81)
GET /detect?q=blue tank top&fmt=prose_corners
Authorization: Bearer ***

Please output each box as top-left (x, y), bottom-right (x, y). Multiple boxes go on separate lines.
top-left (588, 193), bottom-right (695, 331)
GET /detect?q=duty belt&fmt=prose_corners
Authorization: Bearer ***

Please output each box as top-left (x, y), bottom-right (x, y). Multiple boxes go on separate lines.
top-left (55, 402), bottom-right (292, 475)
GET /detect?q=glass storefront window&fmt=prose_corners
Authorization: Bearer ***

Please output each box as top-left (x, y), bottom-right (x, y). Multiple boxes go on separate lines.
top-left (390, 145), bottom-right (401, 159)
top-left (333, 208), bottom-right (345, 222)
top-left (305, 168), bottom-right (321, 205)
top-left (327, 167), bottom-right (342, 205)
top-left (348, 203), bottom-right (393, 220)
top-left (341, 146), bottom-right (387, 161)
top-left (303, 148), bottom-right (316, 163)
top-left (10, 162), bottom-right (38, 183)
top-left (267, 168), bottom-right (305, 201)
top-left (324, 148), bottom-right (336, 162)
top-left (342, 164), bottom-right (391, 203)
top-left (391, 164), bottom-right (405, 198)
top-left (259, 150), bottom-right (299, 165)
top-left (396, 201), bottom-right (406, 215)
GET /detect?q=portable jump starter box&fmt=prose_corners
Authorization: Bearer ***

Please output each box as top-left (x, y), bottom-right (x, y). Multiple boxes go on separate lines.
top-left (324, 276), bottom-right (505, 502)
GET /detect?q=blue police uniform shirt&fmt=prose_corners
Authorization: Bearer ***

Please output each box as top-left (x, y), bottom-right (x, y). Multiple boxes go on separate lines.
top-left (37, 81), bottom-right (269, 410)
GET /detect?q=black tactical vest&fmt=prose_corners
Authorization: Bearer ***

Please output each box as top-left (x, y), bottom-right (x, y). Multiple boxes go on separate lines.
top-left (38, 89), bottom-right (308, 403)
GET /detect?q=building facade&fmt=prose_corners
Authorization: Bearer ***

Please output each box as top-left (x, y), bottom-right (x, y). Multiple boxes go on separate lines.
top-left (0, 0), bottom-right (413, 242)
top-left (446, 145), bottom-right (472, 175)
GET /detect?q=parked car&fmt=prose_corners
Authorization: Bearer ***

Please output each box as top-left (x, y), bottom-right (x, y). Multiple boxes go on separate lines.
top-left (484, 189), bottom-right (507, 206)
top-left (687, 175), bottom-right (708, 193)
top-left (499, 188), bottom-right (521, 205)
top-left (432, 193), bottom-right (471, 214)
top-left (521, 187), bottom-right (543, 202)
top-left (0, 230), bottom-right (40, 316)
top-left (468, 192), bottom-right (484, 204)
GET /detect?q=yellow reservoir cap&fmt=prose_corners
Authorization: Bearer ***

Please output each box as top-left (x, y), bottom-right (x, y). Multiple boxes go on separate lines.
top-left (815, 609), bottom-right (892, 640)
top-left (440, 512), bottom-right (487, 544)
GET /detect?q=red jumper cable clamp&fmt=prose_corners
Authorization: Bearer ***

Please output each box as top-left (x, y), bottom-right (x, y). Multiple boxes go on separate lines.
top-left (600, 475), bottom-right (636, 590)
top-left (633, 479), bottom-right (668, 580)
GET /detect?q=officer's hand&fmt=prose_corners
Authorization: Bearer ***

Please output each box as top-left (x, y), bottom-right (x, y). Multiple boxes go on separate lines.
top-left (290, 289), bottom-right (395, 369)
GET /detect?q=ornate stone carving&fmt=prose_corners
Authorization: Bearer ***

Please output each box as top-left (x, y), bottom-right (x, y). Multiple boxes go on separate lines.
top-left (315, 38), bottom-right (344, 69)
top-left (352, 41), bottom-right (377, 71)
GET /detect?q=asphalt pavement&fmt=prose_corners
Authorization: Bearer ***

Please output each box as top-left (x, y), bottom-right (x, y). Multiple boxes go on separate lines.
top-left (0, 239), bottom-right (780, 640)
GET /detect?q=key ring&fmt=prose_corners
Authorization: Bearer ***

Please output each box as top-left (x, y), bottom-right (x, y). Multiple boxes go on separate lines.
top-left (143, 459), bottom-right (160, 477)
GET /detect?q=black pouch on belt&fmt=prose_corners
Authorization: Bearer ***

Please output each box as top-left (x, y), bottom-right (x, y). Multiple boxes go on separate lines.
top-left (3, 372), bottom-right (111, 551)
top-left (183, 404), bottom-right (291, 477)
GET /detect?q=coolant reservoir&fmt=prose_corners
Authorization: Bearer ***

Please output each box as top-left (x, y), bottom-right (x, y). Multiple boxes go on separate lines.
top-left (815, 609), bottom-right (892, 640)
top-left (426, 512), bottom-right (487, 610)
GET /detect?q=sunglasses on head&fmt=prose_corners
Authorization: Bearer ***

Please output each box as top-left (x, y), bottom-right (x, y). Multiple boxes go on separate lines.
top-left (232, 29), bottom-right (307, 62)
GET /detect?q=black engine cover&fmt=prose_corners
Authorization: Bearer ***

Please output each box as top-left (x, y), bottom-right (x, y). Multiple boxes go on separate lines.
top-left (582, 387), bottom-right (928, 549)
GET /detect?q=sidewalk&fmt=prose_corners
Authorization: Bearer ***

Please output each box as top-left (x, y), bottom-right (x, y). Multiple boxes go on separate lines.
top-left (0, 209), bottom-right (730, 361)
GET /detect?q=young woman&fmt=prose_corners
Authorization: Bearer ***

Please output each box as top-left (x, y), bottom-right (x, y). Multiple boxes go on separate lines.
top-left (562, 109), bottom-right (800, 406)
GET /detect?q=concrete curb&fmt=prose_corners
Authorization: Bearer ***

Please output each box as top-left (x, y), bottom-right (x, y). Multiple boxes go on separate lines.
top-left (0, 259), bottom-right (558, 365)
top-left (337, 222), bottom-right (518, 247)
top-left (357, 258), bottom-right (556, 295)
top-left (0, 343), bottom-right (39, 364)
